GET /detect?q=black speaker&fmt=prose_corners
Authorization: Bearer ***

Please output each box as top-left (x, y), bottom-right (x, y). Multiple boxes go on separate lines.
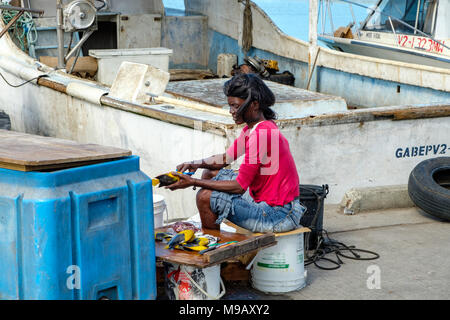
top-left (299, 184), bottom-right (329, 250)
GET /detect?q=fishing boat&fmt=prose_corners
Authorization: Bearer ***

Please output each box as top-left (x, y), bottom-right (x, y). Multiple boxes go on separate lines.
top-left (319, 0), bottom-right (450, 69)
top-left (0, 0), bottom-right (448, 221)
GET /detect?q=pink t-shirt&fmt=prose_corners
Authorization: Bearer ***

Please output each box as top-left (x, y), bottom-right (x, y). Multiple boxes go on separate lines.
top-left (226, 120), bottom-right (300, 206)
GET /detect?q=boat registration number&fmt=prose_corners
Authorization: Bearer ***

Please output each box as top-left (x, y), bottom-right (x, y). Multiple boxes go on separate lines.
top-left (395, 144), bottom-right (448, 158)
top-left (397, 35), bottom-right (446, 54)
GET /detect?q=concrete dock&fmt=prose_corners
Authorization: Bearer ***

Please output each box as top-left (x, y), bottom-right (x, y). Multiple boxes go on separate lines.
top-left (222, 205), bottom-right (450, 300)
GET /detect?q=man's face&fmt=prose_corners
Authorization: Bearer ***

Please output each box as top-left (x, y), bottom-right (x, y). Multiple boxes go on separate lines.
top-left (227, 96), bottom-right (246, 125)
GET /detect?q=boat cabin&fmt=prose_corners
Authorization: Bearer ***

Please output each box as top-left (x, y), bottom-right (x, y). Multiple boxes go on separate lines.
top-left (362, 0), bottom-right (446, 38)
top-left (319, 0), bottom-right (450, 68)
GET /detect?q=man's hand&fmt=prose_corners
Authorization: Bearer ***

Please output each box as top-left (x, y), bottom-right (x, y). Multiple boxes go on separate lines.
top-left (176, 161), bottom-right (200, 174)
top-left (176, 153), bottom-right (230, 173)
top-left (165, 172), bottom-right (196, 191)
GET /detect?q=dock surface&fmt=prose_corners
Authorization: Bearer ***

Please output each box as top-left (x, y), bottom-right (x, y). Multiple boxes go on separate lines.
top-left (157, 205), bottom-right (449, 300)
top-left (220, 205), bottom-right (450, 300)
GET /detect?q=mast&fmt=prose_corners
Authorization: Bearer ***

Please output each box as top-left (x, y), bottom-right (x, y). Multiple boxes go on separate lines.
top-left (56, 0), bottom-right (65, 70)
top-left (308, 0), bottom-right (319, 91)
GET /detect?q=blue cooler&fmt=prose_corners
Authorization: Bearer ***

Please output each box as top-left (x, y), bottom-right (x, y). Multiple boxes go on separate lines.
top-left (0, 155), bottom-right (156, 300)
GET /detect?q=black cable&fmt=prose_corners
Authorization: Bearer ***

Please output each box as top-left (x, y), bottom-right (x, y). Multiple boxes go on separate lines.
top-left (0, 71), bottom-right (48, 88)
top-left (301, 186), bottom-right (380, 271)
top-left (305, 229), bottom-right (380, 270)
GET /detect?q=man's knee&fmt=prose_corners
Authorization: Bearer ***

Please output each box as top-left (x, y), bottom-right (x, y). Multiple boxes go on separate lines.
top-left (196, 188), bottom-right (212, 205)
top-left (201, 169), bottom-right (219, 180)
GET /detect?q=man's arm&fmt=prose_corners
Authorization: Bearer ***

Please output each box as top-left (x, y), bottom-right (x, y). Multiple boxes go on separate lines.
top-left (193, 178), bottom-right (245, 194)
top-left (177, 153), bottom-right (232, 172)
top-left (167, 172), bottom-right (246, 194)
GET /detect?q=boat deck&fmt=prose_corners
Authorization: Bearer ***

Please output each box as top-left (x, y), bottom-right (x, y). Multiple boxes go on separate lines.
top-left (165, 79), bottom-right (348, 120)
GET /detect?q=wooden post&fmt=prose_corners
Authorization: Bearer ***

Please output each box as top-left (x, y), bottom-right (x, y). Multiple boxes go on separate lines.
top-left (308, 0), bottom-right (319, 91)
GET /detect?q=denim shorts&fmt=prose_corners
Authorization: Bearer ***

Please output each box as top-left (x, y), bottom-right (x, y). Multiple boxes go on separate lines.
top-left (210, 169), bottom-right (307, 233)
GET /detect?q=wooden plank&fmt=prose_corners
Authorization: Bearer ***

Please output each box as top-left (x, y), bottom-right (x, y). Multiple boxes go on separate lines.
top-left (169, 69), bottom-right (216, 81)
top-left (0, 130), bottom-right (131, 171)
top-left (40, 56), bottom-right (98, 76)
top-left (203, 234), bottom-right (275, 265)
top-left (155, 225), bottom-right (276, 268)
top-left (0, 158), bottom-right (121, 172)
top-left (225, 220), bottom-right (311, 237)
top-left (371, 105), bottom-right (450, 121)
top-left (253, 227), bottom-right (311, 238)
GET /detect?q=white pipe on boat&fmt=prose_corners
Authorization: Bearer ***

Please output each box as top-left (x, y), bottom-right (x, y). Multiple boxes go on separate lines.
top-left (0, 53), bottom-right (106, 107)
top-left (66, 82), bottom-right (108, 105)
top-left (0, 56), bottom-right (45, 84)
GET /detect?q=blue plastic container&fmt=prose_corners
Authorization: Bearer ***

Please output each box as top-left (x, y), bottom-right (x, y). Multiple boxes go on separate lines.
top-left (0, 156), bottom-right (156, 300)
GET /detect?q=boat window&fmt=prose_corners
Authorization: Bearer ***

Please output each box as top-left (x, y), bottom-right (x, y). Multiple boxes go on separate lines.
top-left (433, 0), bottom-right (450, 39)
top-left (363, 0), bottom-right (420, 34)
top-left (162, 0), bottom-right (186, 15)
top-left (421, 0), bottom-right (438, 34)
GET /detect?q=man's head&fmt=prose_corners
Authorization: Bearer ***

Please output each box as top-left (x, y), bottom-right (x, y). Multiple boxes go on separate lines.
top-left (223, 74), bottom-right (276, 124)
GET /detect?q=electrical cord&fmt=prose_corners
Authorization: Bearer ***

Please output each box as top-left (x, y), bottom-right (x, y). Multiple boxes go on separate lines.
top-left (302, 186), bottom-right (380, 271)
top-left (305, 229), bottom-right (380, 270)
top-left (0, 71), bottom-right (48, 88)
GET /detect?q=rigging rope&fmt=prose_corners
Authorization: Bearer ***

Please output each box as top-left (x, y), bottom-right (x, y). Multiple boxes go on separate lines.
top-left (1, 6), bottom-right (37, 52)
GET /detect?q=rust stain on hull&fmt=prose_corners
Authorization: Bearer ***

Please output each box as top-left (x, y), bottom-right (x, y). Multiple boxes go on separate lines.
top-left (37, 77), bottom-right (67, 94)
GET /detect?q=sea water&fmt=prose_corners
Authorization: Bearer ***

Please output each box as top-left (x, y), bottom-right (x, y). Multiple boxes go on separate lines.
top-left (162, 0), bottom-right (376, 42)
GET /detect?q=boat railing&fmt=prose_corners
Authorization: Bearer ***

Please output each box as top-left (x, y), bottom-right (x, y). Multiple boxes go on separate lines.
top-left (319, 0), bottom-right (449, 51)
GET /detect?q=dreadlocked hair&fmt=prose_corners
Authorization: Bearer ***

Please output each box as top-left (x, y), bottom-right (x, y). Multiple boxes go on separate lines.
top-left (223, 73), bottom-right (277, 120)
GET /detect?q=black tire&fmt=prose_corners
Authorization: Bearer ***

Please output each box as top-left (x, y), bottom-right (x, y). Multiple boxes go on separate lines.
top-left (408, 157), bottom-right (450, 221)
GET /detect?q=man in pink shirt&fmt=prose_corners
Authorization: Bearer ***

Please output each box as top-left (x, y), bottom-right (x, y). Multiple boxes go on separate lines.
top-left (167, 74), bottom-right (306, 233)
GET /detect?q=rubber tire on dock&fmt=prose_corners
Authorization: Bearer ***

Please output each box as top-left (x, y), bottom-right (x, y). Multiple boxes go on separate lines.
top-left (408, 157), bottom-right (450, 221)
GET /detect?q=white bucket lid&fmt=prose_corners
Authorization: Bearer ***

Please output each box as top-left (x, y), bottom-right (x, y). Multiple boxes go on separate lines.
top-left (153, 194), bottom-right (165, 204)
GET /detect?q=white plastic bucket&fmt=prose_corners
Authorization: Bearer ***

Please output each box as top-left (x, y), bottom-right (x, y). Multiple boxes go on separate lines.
top-left (164, 262), bottom-right (225, 300)
top-left (153, 194), bottom-right (167, 228)
top-left (251, 232), bottom-right (307, 293)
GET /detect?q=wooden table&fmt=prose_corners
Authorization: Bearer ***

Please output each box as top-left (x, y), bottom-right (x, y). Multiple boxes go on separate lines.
top-left (155, 225), bottom-right (276, 268)
top-left (0, 130), bottom-right (131, 171)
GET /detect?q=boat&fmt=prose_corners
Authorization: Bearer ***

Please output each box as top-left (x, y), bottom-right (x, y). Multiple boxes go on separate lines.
top-left (0, 0), bottom-right (448, 221)
top-left (318, 0), bottom-right (450, 69)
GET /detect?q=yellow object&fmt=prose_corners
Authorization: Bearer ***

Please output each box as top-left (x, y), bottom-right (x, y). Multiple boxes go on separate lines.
top-left (195, 237), bottom-right (210, 247)
top-left (166, 229), bottom-right (196, 249)
top-left (164, 231), bottom-right (211, 252)
top-left (180, 229), bottom-right (196, 242)
top-left (152, 172), bottom-right (181, 187)
top-left (263, 59), bottom-right (279, 71)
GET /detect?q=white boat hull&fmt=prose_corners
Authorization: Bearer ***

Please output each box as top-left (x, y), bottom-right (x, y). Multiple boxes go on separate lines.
top-left (319, 36), bottom-right (450, 69)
